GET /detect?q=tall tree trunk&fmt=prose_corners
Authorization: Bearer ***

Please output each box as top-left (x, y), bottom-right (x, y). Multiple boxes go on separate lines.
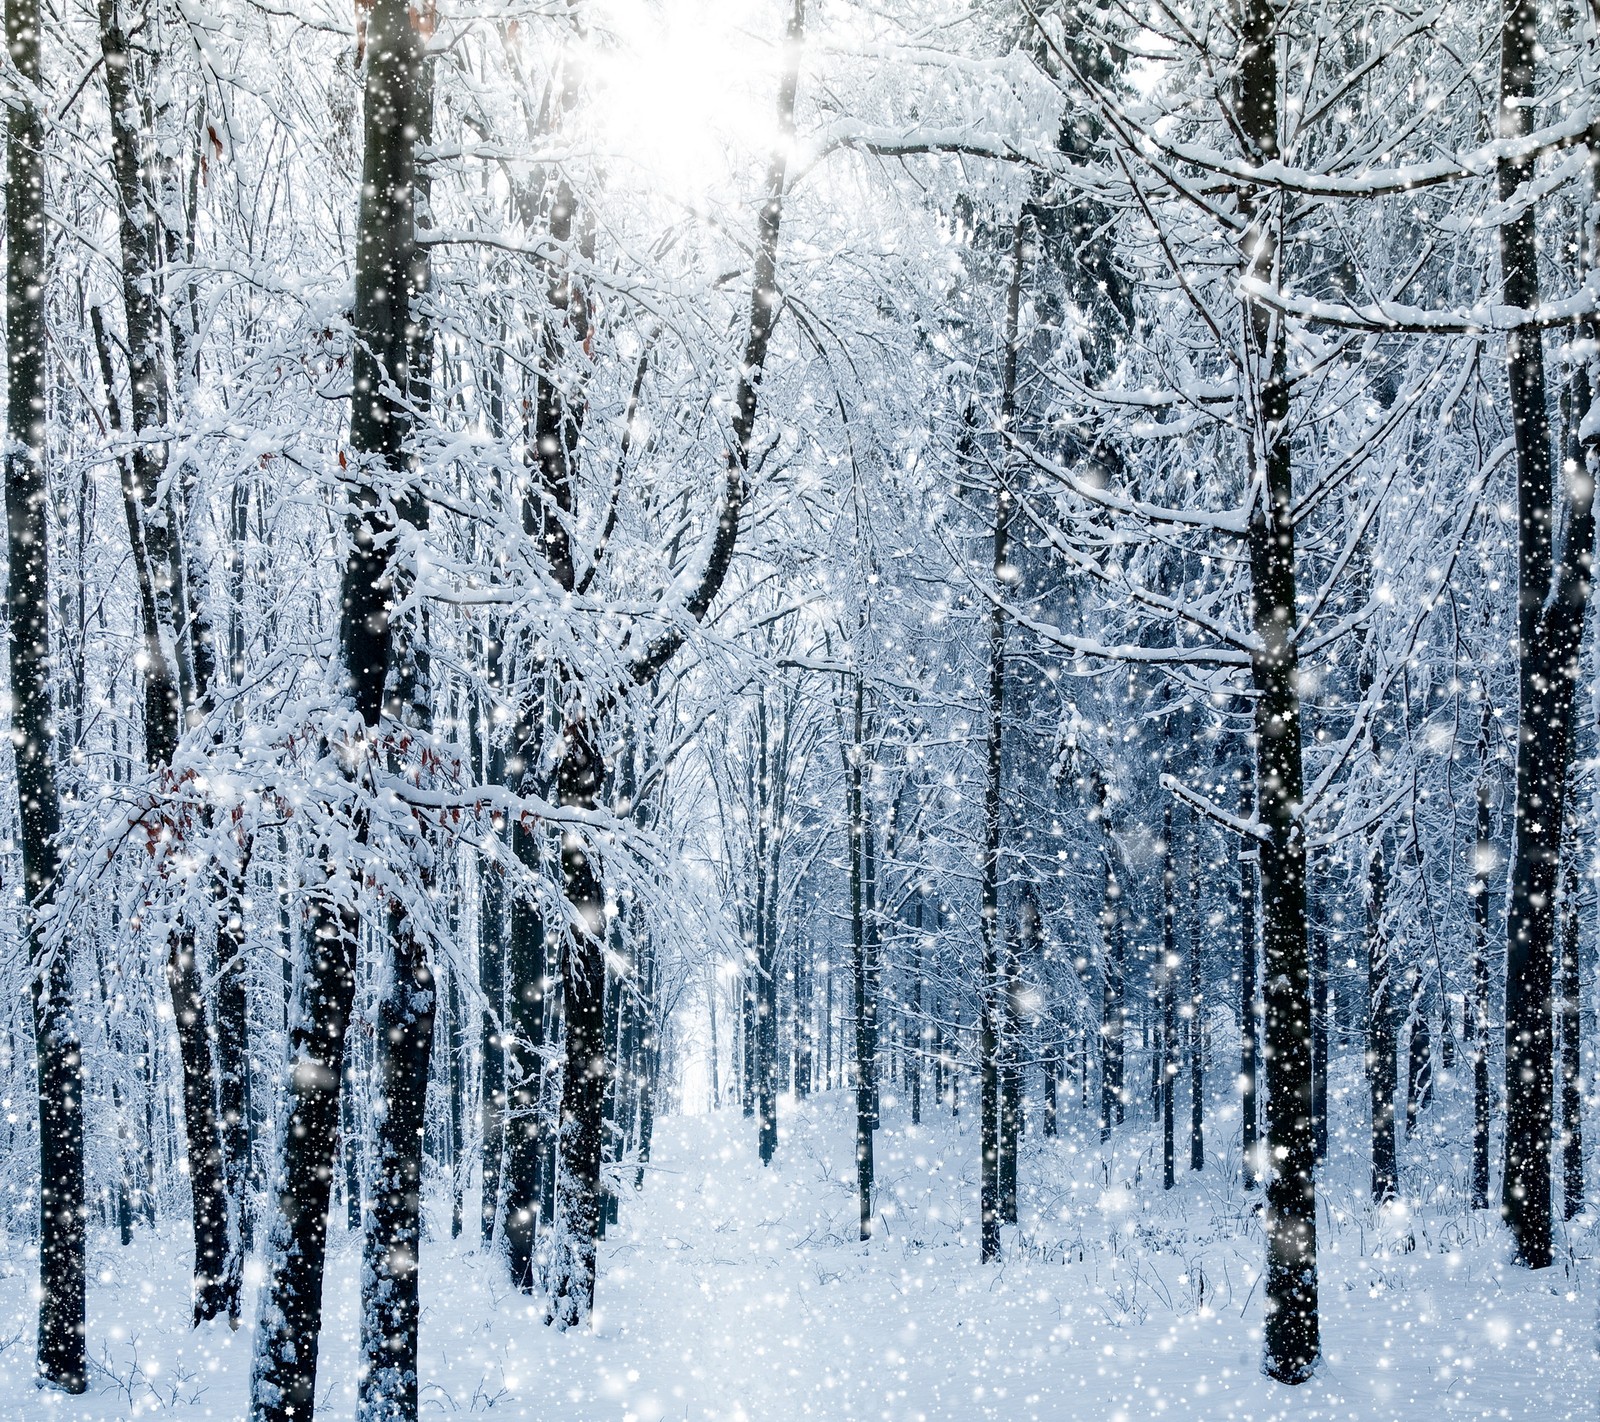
top-left (1367, 839), bottom-right (1397, 1203)
top-left (1311, 919), bottom-right (1328, 1165)
top-left (97, 4), bottom-right (234, 1325)
top-left (1097, 772), bottom-right (1125, 1141)
top-left (249, 0), bottom-right (421, 1410)
top-left (1559, 846), bottom-right (1583, 1222)
top-left (479, 852), bottom-right (507, 1250)
top-left (979, 221), bottom-right (1025, 1257)
top-left (544, 722), bottom-right (608, 1328)
top-left (1241, 833), bottom-right (1260, 1191)
top-left (849, 676), bottom-right (876, 1242)
top-left (6, 0), bottom-right (86, 1381)
top-left (357, 24), bottom-right (436, 1420)
top-left (502, 806), bottom-right (549, 1289)
top-left (755, 695), bottom-right (780, 1164)
top-left (1405, 965), bottom-right (1433, 1139)
top-left (359, 920), bottom-right (436, 1422)
top-left (1497, 0), bottom-right (1593, 1271)
top-left (1189, 828), bottom-right (1204, 1174)
top-left (1239, 0), bottom-right (1318, 1376)
top-left (1471, 751), bottom-right (1494, 1211)
top-left (909, 901), bottom-right (924, 1127)
top-left (216, 849), bottom-right (255, 1267)
top-left (1161, 804), bottom-right (1176, 1191)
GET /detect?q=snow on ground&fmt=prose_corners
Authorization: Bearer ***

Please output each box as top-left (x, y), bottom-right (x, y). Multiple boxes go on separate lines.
top-left (1, 1072), bottom-right (1596, 1420)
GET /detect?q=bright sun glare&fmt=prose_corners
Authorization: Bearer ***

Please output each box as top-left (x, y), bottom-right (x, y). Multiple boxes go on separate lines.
top-left (587, 0), bottom-right (782, 204)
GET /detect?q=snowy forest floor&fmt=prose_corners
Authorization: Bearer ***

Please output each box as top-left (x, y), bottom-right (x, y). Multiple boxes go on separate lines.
top-left (2, 1071), bottom-right (1597, 1420)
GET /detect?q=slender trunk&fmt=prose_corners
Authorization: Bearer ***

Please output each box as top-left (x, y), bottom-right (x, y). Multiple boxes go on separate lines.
top-left (216, 851), bottom-right (255, 1275)
top-left (850, 677), bottom-right (876, 1242)
top-left (1471, 763), bottom-right (1493, 1210)
top-left (343, 1043), bottom-right (362, 1232)
top-left (359, 921), bottom-right (436, 1422)
top-left (1367, 841), bottom-right (1397, 1203)
top-left (1405, 966), bottom-right (1433, 1139)
top-left (1161, 805), bottom-right (1177, 1191)
top-left (250, 0), bottom-right (420, 1410)
top-left (477, 667), bottom-right (508, 1249)
top-left (358, 32), bottom-right (436, 1421)
top-left (1239, 0), bottom-right (1317, 1375)
top-left (1559, 847), bottom-right (1583, 1221)
top-left (546, 722), bottom-right (608, 1328)
top-left (707, 965), bottom-right (722, 1108)
top-left (6, 2), bottom-right (85, 1371)
top-left (910, 902), bottom-right (924, 1127)
top-left (756, 696), bottom-right (780, 1164)
top-left (502, 813), bottom-right (548, 1289)
top-left (97, 5), bottom-right (234, 1323)
top-left (980, 222), bottom-right (1025, 1255)
top-left (448, 965), bottom-right (466, 1237)
top-left (1497, 0), bottom-right (1592, 1271)
top-left (1311, 919), bottom-right (1328, 1164)
top-left (1189, 832), bottom-right (1204, 1174)
top-left (1099, 783), bottom-right (1125, 1142)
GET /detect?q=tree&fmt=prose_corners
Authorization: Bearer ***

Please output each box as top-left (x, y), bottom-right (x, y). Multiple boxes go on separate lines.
top-left (6, 0), bottom-right (86, 1387)
top-left (249, 0), bottom-right (430, 1413)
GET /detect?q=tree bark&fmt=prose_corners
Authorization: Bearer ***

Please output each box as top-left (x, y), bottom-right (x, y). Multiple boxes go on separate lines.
top-left (1496, 0), bottom-right (1593, 1271)
top-left (97, 3), bottom-right (235, 1324)
top-left (545, 723), bottom-right (609, 1328)
top-left (849, 676), bottom-right (877, 1243)
top-left (6, 0), bottom-right (86, 1381)
top-left (1559, 847), bottom-right (1583, 1221)
top-left (250, 0), bottom-right (422, 1412)
top-left (1241, 836), bottom-right (1260, 1191)
top-left (1471, 755), bottom-right (1493, 1210)
top-left (1189, 828), bottom-right (1204, 1173)
top-left (1161, 804), bottom-right (1177, 1191)
top-left (1238, 0), bottom-right (1318, 1377)
top-left (502, 806), bottom-right (549, 1289)
top-left (1367, 838), bottom-right (1397, 1204)
top-left (359, 921), bottom-right (436, 1421)
top-left (1098, 772), bottom-right (1125, 1141)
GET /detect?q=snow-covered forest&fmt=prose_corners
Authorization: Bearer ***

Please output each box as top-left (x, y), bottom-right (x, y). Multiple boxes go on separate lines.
top-left (0, 0), bottom-right (1596, 1415)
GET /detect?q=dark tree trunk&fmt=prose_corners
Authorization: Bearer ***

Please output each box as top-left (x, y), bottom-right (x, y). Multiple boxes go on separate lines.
top-left (343, 1046), bottom-right (362, 1232)
top-left (165, 930), bottom-right (233, 1320)
top-left (1096, 772), bottom-right (1125, 1141)
top-left (502, 816), bottom-right (548, 1289)
top-left (546, 723), bottom-right (609, 1328)
top-left (216, 853), bottom-right (256, 1267)
top-left (1559, 850), bottom-right (1583, 1222)
top-left (909, 902), bottom-right (923, 1128)
top-left (1367, 841), bottom-right (1397, 1203)
top-left (6, 0), bottom-right (85, 1376)
top-left (1241, 827), bottom-right (1260, 1191)
top-left (1405, 968), bottom-right (1433, 1140)
top-left (1311, 920), bottom-right (1328, 1165)
top-left (448, 966), bottom-right (467, 1238)
top-left (979, 222), bottom-right (1025, 1255)
top-left (97, 4), bottom-right (234, 1325)
top-left (1496, 0), bottom-right (1593, 1272)
top-left (849, 677), bottom-right (877, 1243)
top-left (250, 0), bottom-right (420, 1411)
top-left (1239, 0), bottom-right (1318, 1375)
top-left (359, 922), bottom-right (436, 1422)
top-left (1471, 761), bottom-right (1493, 1210)
top-left (478, 668), bottom-right (508, 1250)
top-left (755, 695), bottom-right (781, 1165)
top-left (1189, 831), bottom-right (1204, 1174)
top-left (357, 28), bottom-right (436, 1421)
top-left (1162, 804), bottom-right (1177, 1191)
